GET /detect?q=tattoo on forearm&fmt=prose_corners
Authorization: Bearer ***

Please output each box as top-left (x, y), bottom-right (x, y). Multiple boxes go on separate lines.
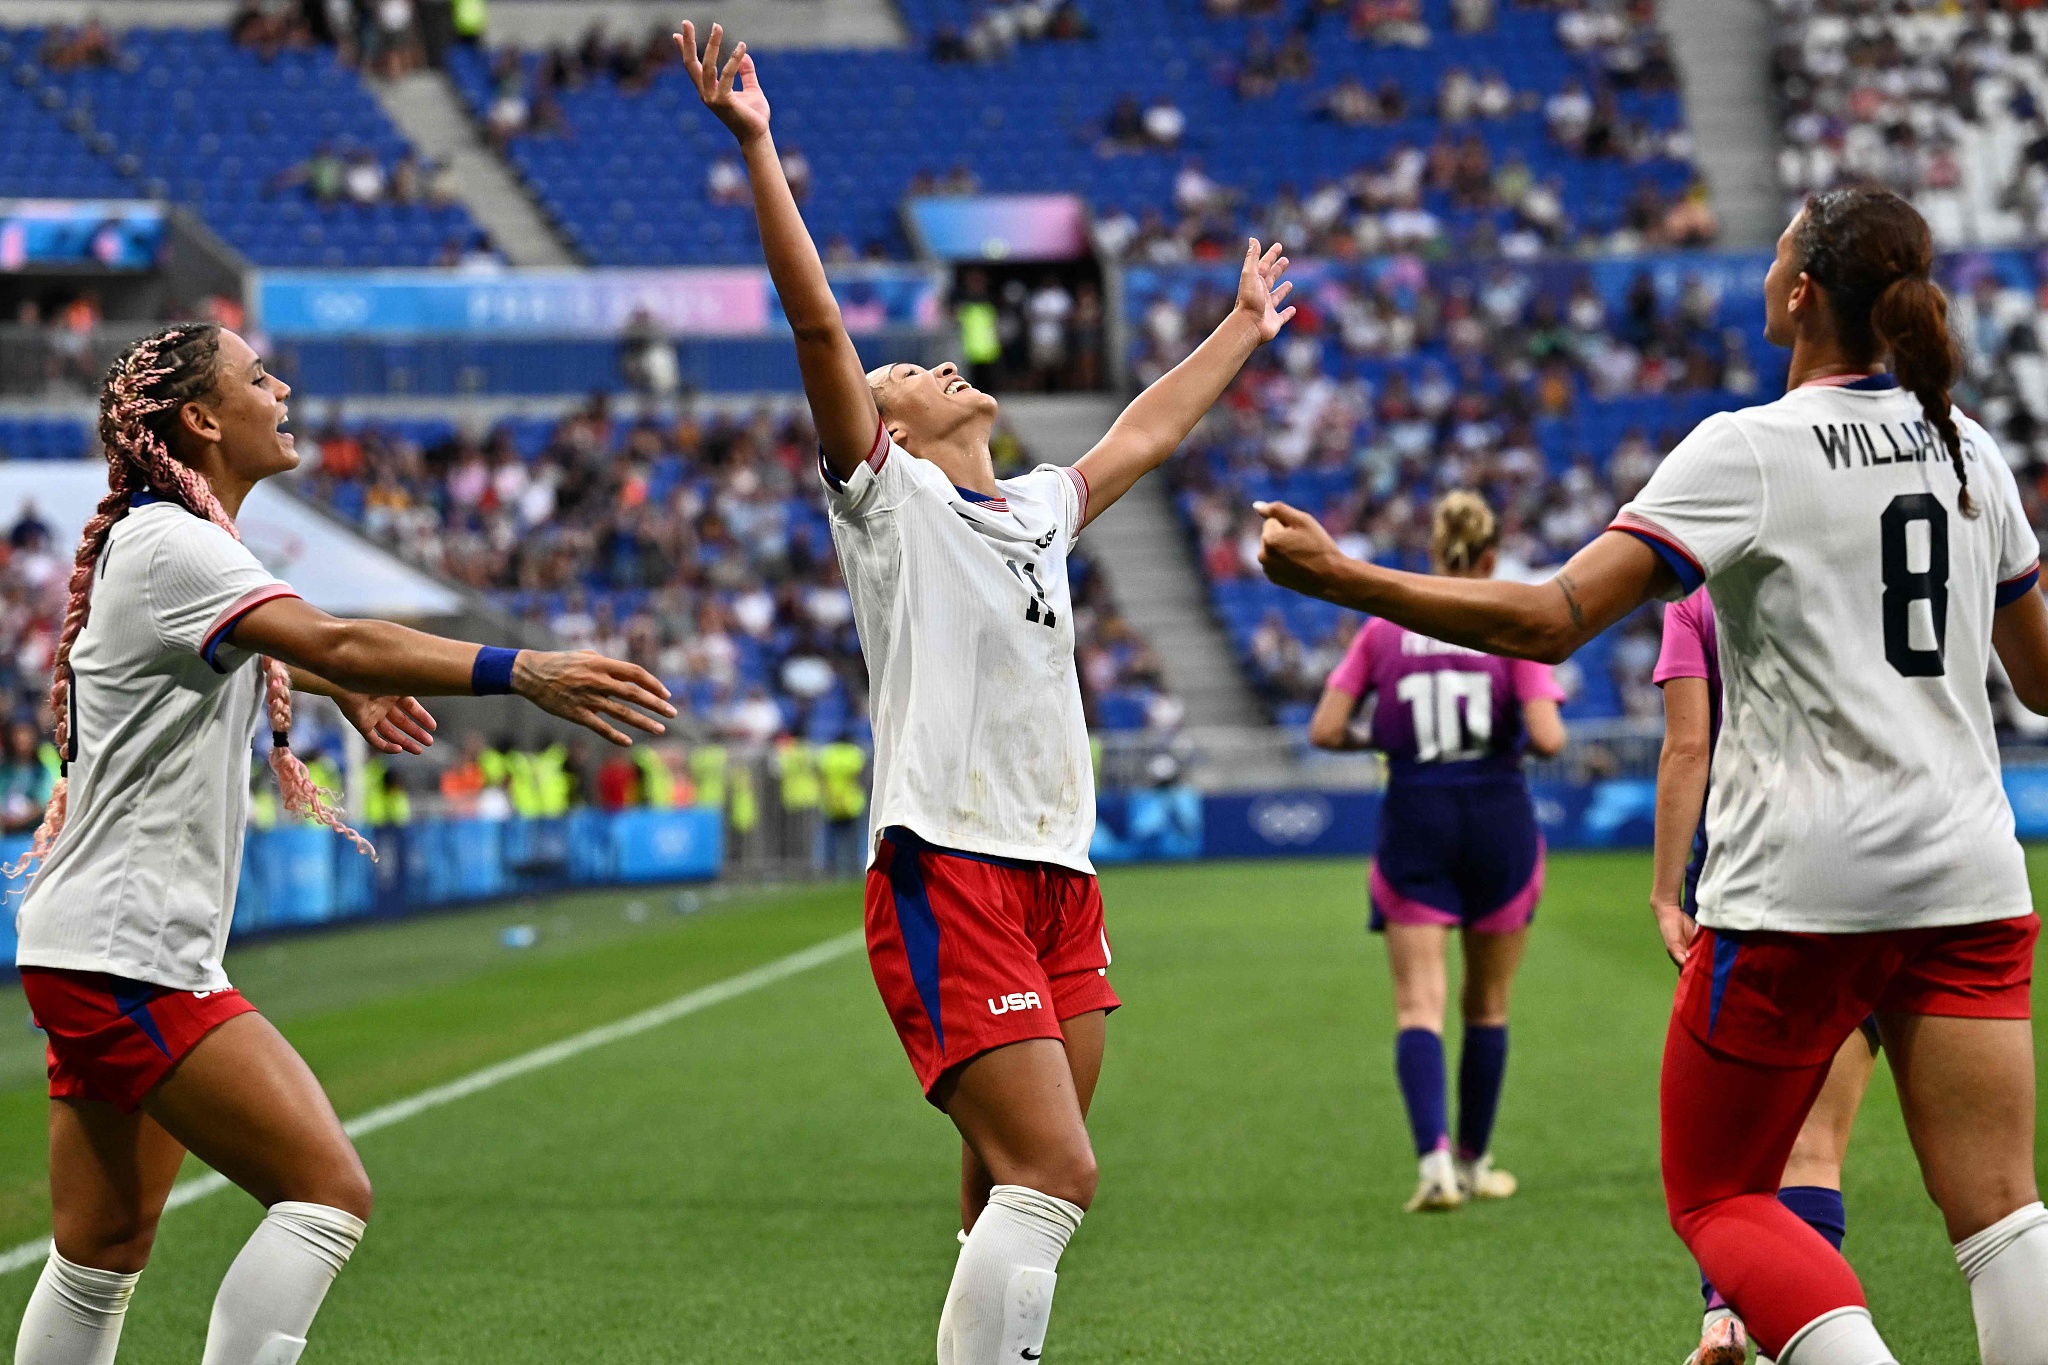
top-left (1556, 573), bottom-right (1586, 631)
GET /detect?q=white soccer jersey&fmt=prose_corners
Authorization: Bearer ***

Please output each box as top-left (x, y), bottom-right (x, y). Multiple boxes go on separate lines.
top-left (823, 424), bottom-right (1096, 872)
top-left (15, 498), bottom-right (298, 991)
top-left (1615, 374), bottom-right (2039, 934)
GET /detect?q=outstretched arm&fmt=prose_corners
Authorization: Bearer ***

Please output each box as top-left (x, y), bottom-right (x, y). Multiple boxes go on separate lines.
top-left (679, 23), bottom-right (878, 479)
top-left (1255, 512), bottom-right (1674, 663)
top-left (1073, 239), bottom-right (1295, 529)
top-left (234, 598), bottom-right (677, 746)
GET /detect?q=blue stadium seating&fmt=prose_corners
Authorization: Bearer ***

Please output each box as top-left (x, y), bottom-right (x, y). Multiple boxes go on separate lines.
top-left (2, 28), bottom-right (480, 266)
top-left (454, 0), bottom-right (1693, 265)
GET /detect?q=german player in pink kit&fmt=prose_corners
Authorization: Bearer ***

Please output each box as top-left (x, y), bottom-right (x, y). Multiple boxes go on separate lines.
top-left (1310, 493), bottom-right (1566, 1213)
top-left (1653, 590), bottom-right (1878, 1365)
top-left (678, 24), bottom-right (1295, 1363)
top-left (1260, 186), bottom-right (2048, 1364)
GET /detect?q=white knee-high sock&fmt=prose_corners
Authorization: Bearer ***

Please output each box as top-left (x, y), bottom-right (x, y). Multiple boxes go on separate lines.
top-left (200, 1202), bottom-right (365, 1365)
top-left (1957, 1201), bottom-right (2048, 1365)
top-left (1778, 1307), bottom-right (1897, 1365)
top-left (935, 1185), bottom-right (1083, 1365)
top-left (14, 1252), bottom-right (139, 1365)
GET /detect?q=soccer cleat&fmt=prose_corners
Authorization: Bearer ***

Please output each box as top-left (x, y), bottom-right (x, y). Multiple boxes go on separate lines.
top-left (1456, 1153), bottom-right (1518, 1201)
top-left (1683, 1309), bottom-right (1749, 1365)
top-left (1404, 1148), bottom-right (1463, 1213)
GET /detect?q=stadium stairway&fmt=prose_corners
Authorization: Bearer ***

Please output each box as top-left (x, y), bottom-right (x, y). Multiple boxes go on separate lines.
top-left (479, 0), bottom-right (906, 49)
top-left (1661, 0), bottom-right (1781, 247)
top-left (371, 70), bottom-right (579, 267)
top-left (1002, 395), bottom-right (1322, 789)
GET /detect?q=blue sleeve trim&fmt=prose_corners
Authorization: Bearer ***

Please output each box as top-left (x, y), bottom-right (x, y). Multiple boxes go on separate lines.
top-left (471, 646), bottom-right (520, 695)
top-left (1996, 565), bottom-right (2040, 608)
top-left (818, 447), bottom-right (848, 491)
top-left (1618, 529), bottom-right (1705, 595)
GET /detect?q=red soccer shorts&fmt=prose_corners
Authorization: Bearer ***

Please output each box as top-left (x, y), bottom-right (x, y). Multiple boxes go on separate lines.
top-left (21, 968), bottom-right (258, 1113)
top-left (865, 826), bottom-right (1119, 1103)
top-left (1675, 913), bottom-right (2038, 1068)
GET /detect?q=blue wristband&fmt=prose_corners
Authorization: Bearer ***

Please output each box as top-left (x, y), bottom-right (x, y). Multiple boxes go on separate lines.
top-left (472, 646), bottom-right (519, 695)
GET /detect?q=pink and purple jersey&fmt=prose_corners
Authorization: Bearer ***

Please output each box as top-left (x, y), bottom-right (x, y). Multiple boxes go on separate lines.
top-left (1652, 590), bottom-right (1718, 915)
top-left (1328, 618), bottom-right (1567, 786)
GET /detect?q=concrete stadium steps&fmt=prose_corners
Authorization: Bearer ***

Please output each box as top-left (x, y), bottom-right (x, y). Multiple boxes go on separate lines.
top-left (1000, 395), bottom-right (1330, 790)
top-left (0, 1), bottom-right (906, 47)
top-left (477, 1), bottom-right (906, 49)
top-left (370, 70), bottom-right (579, 267)
top-left (1662, 0), bottom-right (1782, 247)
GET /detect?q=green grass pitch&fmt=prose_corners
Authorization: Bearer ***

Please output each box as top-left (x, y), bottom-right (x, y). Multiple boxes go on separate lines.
top-left (0, 850), bottom-right (2040, 1362)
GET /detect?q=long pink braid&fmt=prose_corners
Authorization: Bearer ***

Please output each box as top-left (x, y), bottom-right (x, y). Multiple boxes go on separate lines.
top-left (13, 326), bottom-right (373, 877)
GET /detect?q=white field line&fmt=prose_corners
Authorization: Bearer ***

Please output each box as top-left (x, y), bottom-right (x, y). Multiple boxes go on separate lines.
top-left (0, 928), bottom-right (866, 1277)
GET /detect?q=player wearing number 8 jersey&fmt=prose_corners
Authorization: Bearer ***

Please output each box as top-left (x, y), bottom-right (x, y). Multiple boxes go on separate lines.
top-left (1256, 186), bottom-right (2048, 1365)
top-left (677, 23), bottom-right (1296, 1364)
top-left (1311, 493), bottom-right (1566, 1213)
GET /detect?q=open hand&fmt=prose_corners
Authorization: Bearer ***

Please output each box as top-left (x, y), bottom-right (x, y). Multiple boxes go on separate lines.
top-left (337, 693), bottom-right (438, 756)
top-left (1235, 238), bottom-right (1296, 343)
top-left (677, 21), bottom-right (769, 145)
top-left (515, 650), bottom-right (678, 746)
top-left (1652, 898), bottom-right (1697, 968)
top-left (1253, 500), bottom-right (1343, 596)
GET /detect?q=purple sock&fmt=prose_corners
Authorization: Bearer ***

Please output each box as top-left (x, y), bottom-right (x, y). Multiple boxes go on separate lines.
top-left (1395, 1028), bottom-right (1448, 1157)
top-left (1455, 1024), bottom-right (1509, 1160)
top-left (1701, 1186), bottom-right (1846, 1307)
top-left (1777, 1184), bottom-right (1847, 1249)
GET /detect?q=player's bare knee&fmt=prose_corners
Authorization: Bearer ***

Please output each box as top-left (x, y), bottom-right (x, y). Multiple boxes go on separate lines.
top-left (56, 1211), bottom-right (160, 1275)
top-left (1393, 1001), bottom-right (1444, 1032)
top-left (1024, 1147), bottom-right (1098, 1211)
top-left (289, 1151), bottom-right (374, 1223)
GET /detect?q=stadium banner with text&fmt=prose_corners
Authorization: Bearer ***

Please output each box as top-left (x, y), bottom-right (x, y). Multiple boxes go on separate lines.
top-left (0, 199), bottom-right (166, 271)
top-left (255, 266), bottom-right (946, 339)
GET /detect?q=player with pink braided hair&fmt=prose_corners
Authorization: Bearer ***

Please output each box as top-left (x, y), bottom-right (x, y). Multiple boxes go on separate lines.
top-left (22, 324), bottom-right (370, 873)
top-left (10, 323), bottom-right (678, 1365)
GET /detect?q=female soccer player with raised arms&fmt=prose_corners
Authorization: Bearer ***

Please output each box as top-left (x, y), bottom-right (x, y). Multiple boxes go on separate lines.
top-left (677, 23), bottom-right (1293, 1363)
top-left (11, 322), bottom-right (675, 1365)
top-left (1307, 492), bottom-right (1566, 1215)
top-left (1259, 185), bottom-right (2048, 1365)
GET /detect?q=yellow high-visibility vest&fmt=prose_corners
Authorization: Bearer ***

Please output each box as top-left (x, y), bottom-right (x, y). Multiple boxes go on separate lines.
top-left (690, 746), bottom-right (728, 809)
top-left (505, 751), bottom-right (545, 817)
top-left (776, 740), bottom-right (821, 811)
top-left (958, 301), bottom-right (1001, 365)
top-left (633, 747), bottom-right (676, 809)
top-left (730, 764), bottom-right (759, 834)
top-left (533, 744), bottom-right (571, 816)
top-left (817, 742), bottom-right (868, 821)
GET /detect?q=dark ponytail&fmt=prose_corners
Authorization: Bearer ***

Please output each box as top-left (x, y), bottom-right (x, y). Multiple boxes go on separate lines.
top-left (1873, 274), bottom-right (1974, 518)
top-left (1795, 185), bottom-right (1977, 518)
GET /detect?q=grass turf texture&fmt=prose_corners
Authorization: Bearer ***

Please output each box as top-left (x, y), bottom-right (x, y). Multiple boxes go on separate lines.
top-left (0, 853), bottom-right (2038, 1361)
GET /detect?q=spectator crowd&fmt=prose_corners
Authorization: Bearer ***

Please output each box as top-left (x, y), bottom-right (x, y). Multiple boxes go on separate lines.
top-left (1771, 0), bottom-right (2048, 245)
top-left (1084, 0), bottom-right (1708, 265)
top-left (1146, 254), bottom-right (1774, 719)
top-left (298, 398), bottom-right (1181, 742)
